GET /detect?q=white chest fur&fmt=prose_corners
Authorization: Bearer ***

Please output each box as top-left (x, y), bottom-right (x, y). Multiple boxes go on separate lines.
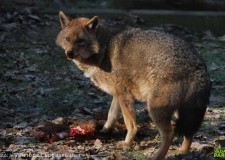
top-left (84, 67), bottom-right (97, 78)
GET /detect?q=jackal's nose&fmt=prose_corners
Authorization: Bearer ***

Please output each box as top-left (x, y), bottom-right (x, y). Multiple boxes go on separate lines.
top-left (66, 50), bottom-right (74, 59)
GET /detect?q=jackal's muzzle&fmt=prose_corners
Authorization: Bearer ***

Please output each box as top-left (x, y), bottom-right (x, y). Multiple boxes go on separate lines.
top-left (66, 50), bottom-right (78, 59)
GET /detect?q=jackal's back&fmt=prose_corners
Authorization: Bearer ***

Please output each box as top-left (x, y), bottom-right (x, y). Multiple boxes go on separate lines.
top-left (111, 29), bottom-right (206, 79)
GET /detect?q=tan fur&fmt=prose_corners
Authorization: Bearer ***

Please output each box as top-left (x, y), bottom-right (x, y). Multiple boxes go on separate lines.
top-left (56, 11), bottom-right (211, 160)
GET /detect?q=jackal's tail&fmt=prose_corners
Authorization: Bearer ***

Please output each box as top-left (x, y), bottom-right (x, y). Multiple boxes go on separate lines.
top-left (174, 82), bottom-right (211, 137)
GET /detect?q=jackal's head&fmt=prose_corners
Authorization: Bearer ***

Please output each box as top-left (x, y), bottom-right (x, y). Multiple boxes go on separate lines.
top-left (56, 11), bottom-right (100, 60)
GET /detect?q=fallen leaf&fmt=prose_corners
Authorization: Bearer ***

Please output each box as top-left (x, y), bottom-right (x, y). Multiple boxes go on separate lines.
top-left (82, 107), bottom-right (94, 115)
top-left (191, 142), bottom-right (213, 151)
top-left (28, 15), bottom-right (41, 22)
top-left (94, 139), bottom-right (103, 150)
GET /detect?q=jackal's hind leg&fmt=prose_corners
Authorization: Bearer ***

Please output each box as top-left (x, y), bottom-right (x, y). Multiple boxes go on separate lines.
top-left (151, 118), bottom-right (174, 160)
top-left (178, 136), bottom-right (192, 154)
top-left (147, 98), bottom-right (174, 160)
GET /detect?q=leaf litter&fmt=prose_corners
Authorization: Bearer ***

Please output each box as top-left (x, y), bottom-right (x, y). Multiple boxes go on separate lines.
top-left (0, 2), bottom-right (225, 160)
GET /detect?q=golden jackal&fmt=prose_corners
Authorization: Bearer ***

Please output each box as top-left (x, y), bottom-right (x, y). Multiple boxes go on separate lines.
top-left (56, 11), bottom-right (211, 160)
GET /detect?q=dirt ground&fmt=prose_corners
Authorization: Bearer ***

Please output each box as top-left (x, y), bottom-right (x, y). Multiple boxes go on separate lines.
top-left (0, 1), bottom-right (225, 160)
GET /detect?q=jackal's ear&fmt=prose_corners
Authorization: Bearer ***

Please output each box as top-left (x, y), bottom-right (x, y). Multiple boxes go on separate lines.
top-left (59, 11), bottom-right (71, 29)
top-left (85, 16), bottom-right (99, 31)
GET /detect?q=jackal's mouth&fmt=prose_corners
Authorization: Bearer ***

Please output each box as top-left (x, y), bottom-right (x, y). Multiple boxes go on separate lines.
top-left (66, 51), bottom-right (79, 60)
top-left (66, 54), bottom-right (74, 60)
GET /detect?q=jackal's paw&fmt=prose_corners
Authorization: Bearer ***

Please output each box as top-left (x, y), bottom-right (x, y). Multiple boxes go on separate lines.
top-left (177, 147), bottom-right (189, 154)
top-left (116, 141), bottom-right (131, 149)
top-left (99, 127), bottom-right (110, 133)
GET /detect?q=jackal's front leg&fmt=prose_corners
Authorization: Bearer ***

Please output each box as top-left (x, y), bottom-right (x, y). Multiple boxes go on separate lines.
top-left (116, 93), bottom-right (137, 148)
top-left (100, 96), bottom-right (121, 133)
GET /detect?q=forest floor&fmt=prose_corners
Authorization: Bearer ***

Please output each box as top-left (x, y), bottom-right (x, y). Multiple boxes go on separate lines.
top-left (0, 2), bottom-right (225, 160)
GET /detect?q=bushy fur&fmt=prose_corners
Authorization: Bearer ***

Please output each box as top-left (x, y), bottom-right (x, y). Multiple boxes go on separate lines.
top-left (56, 11), bottom-right (211, 160)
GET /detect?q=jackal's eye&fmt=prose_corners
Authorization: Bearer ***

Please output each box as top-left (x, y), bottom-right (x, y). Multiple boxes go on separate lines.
top-left (77, 39), bottom-right (86, 46)
top-left (66, 37), bottom-right (70, 42)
